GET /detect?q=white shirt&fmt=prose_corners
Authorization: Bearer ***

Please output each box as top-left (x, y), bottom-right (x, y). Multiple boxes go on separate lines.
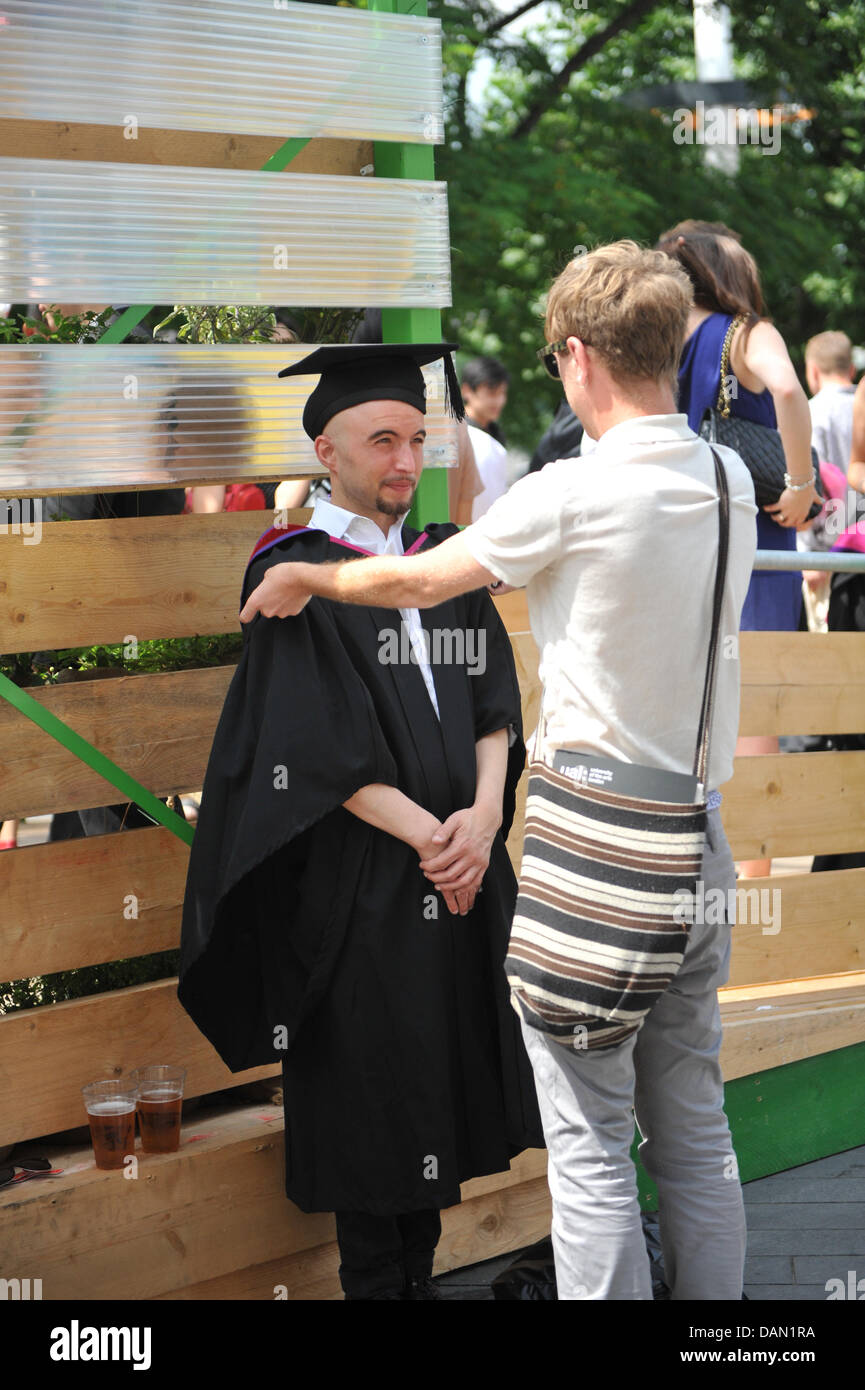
top-left (461, 414), bottom-right (757, 791)
top-left (809, 383), bottom-right (855, 472)
top-left (308, 496), bottom-right (440, 719)
top-left (468, 424), bottom-right (509, 520)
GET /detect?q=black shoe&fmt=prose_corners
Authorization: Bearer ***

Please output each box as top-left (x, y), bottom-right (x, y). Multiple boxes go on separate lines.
top-left (404, 1275), bottom-right (443, 1301)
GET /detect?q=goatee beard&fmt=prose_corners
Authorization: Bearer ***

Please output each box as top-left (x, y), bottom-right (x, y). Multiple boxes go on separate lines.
top-left (376, 492), bottom-right (414, 518)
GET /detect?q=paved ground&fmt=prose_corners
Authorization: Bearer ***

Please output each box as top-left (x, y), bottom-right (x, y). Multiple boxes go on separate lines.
top-left (435, 1143), bottom-right (865, 1301)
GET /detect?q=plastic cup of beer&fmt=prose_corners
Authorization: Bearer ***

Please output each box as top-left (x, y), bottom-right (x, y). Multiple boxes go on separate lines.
top-left (130, 1066), bottom-right (186, 1154)
top-left (81, 1079), bottom-right (138, 1170)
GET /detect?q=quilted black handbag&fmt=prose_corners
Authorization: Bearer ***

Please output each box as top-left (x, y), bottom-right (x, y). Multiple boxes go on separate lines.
top-left (698, 314), bottom-right (824, 521)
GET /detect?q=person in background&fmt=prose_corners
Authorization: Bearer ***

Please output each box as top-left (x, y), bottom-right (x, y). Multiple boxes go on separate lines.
top-left (461, 356), bottom-right (511, 519)
top-left (808, 374), bottom-right (865, 872)
top-left (529, 399), bottom-right (584, 474)
top-left (805, 331), bottom-right (857, 469)
top-left (850, 377), bottom-right (865, 496)
top-left (187, 481), bottom-right (278, 513)
top-left (799, 331), bottom-right (858, 626)
top-left (461, 355), bottom-right (510, 444)
top-left (657, 220), bottom-right (819, 880)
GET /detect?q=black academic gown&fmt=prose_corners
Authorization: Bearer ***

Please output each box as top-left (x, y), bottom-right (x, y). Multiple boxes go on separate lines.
top-left (178, 521), bottom-right (544, 1215)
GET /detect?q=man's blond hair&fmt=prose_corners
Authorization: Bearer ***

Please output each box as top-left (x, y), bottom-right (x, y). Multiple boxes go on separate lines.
top-left (545, 240), bottom-right (693, 391)
top-left (805, 330), bottom-right (852, 376)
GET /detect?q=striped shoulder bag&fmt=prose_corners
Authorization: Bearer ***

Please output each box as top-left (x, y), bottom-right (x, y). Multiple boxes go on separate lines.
top-left (506, 446), bottom-right (730, 1051)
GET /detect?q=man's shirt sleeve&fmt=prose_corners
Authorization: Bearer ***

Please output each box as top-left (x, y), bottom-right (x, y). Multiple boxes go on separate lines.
top-left (460, 465), bottom-right (564, 588)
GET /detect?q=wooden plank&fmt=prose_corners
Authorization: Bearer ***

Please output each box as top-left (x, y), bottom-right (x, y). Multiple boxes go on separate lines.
top-left (0, 1102), bottom-right (327, 1301)
top-left (158, 1240), bottom-right (346, 1301)
top-left (0, 666), bottom-right (234, 822)
top-left (484, 625), bottom-right (865, 732)
top-left (720, 751), bottom-right (865, 860)
top-left (0, 510), bottom-right (312, 655)
top-left (0, 980), bottom-right (279, 1148)
top-left (159, 1174), bottom-right (555, 1300)
top-left (719, 973), bottom-right (865, 1080)
top-left (721, 970), bottom-right (865, 1009)
top-left (435, 1175), bottom-right (551, 1280)
top-left (727, 869), bottom-right (865, 987)
top-left (737, 632), bottom-right (865, 735)
top-left (1, 1092), bottom-right (547, 1300)
top-left (0, 828), bottom-right (187, 980)
top-left (5, 824), bottom-right (860, 1009)
top-left (0, 622), bottom-right (537, 827)
top-left (0, 120), bottom-right (373, 174)
top-left (739, 630), bottom-right (865, 687)
top-left (505, 631), bottom-right (540, 876)
top-left (740, 682), bottom-right (865, 736)
top-left (162, 1169), bottom-right (552, 1300)
top-left (157, 1238), bottom-right (347, 1302)
top-left (494, 589), bottom-right (531, 635)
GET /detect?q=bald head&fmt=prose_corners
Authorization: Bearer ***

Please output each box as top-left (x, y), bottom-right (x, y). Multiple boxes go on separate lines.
top-left (314, 399), bottom-right (427, 531)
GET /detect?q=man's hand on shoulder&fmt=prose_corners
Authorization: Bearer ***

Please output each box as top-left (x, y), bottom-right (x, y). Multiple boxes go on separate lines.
top-left (239, 562), bottom-right (314, 624)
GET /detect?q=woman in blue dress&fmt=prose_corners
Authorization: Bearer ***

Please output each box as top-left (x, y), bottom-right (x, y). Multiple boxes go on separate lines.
top-left (657, 221), bottom-right (819, 877)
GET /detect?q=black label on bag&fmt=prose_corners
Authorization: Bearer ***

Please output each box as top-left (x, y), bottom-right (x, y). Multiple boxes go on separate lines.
top-left (552, 749), bottom-right (699, 804)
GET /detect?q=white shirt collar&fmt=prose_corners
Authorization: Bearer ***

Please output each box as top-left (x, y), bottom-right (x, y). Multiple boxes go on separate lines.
top-left (594, 413), bottom-right (697, 454)
top-left (309, 495), bottom-right (405, 555)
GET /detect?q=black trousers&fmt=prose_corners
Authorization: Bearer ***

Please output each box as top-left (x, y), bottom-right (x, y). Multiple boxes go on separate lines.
top-left (334, 1208), bottom-right (442, 1298)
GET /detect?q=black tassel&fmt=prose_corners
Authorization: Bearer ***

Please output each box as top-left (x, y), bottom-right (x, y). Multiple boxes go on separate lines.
top-left (442, 350), bottom-right (466, 424)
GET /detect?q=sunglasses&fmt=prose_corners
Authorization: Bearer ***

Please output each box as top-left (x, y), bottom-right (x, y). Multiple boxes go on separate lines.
top-left (0, 1156), bottom-right (64, 1190)
top-left (536, 336), bottom-right (593, 380)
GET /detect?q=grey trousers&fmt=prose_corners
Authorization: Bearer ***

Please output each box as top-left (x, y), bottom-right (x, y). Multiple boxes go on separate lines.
top-left (518, 807), bottom-right (747, 1300)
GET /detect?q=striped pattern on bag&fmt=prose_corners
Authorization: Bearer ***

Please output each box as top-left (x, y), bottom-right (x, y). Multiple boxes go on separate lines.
top-left (507, 759), bottom-right (707, 1051)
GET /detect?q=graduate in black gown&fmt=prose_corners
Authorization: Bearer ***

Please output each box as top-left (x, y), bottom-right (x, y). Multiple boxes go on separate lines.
top-left (178, 343), bottom-right (543, 1300)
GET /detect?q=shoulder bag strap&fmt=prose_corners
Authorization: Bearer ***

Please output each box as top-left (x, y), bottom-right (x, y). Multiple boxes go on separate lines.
top-left (716, 313), bottom-right (747, 418)
top-left (693, 446), bottom-right (731, 793)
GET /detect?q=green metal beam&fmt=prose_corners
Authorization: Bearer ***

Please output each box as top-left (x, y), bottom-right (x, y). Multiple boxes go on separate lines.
top-left (0, 671), bottom-right (193, 845)
top-left (372, 0), bottom-right (449, 531)
top-left (634, 1040), bottom-right (865, 1210)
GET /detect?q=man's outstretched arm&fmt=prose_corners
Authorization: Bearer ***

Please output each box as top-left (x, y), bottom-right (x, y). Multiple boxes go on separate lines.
top-left (239, 532), bottom-right (503, 623)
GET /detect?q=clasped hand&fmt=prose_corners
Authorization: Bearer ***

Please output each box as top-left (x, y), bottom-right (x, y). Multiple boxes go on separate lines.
top-left (414, 805), bottom-right (500, 917)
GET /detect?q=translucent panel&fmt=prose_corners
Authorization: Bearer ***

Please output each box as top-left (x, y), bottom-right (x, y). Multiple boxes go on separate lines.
top-left (0, 344), bottom-right (459, 496)
top-left (0, 158), bottom-right (451, 306)
top-left (0, 0), bottom-right (444, 144)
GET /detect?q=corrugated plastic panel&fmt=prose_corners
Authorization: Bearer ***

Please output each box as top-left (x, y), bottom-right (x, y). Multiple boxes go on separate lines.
top-left (0, 158), bottom-right (451, 305)
top-left (0, 0), bottom-right (444, 144)
top-left (0, 344), bottom-right (459, 495)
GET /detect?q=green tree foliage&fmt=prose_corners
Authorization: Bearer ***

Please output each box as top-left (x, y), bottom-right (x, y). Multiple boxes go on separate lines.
top-left (434, 0), bottom-right (865, 449)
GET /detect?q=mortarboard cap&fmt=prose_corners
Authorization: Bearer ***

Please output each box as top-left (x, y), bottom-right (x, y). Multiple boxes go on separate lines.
top-left (277, 342), bottom-right (465, 440)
